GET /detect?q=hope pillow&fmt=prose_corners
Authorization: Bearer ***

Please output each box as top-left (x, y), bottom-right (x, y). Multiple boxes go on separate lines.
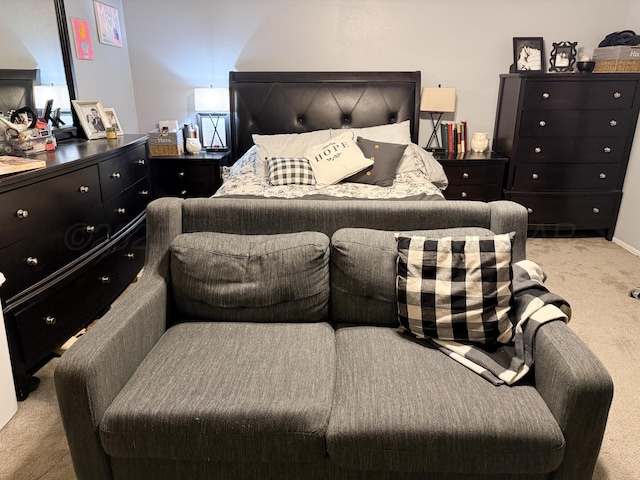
top-left (304, 132), bottom-right (373, 185)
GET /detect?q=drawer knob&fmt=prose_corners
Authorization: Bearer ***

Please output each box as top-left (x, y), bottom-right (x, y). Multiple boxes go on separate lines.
top-left (613, 92), bottom-right (622, 99)
top-left (462, 172), bottom-right (469, 179)
top-left (117, 207), bottom-right (126, 215)
top-left (125, 253), bottom-right (135, 259)
top-left (136, 159), bottom-right (146, 165)
top-left (100, 276), bottom-right (111, 284)
top-left (532, 173), bottom-right (539, 180)
top-left (139, 190), bottom-right (149, 196)
top-left (603, 146), bottom-right (612, 153)
top-left (609, 120), bottom-right (618, 127)
top-left (534, 147), bottom-right (542, 154)
top-left (178, 171), bottom-right (185, 178)
top-left (527, 208), bottom-right (534, 214)
top-left (44, 316), bottom-right (57, 326)
top-left (111, 172), bottom-right (121, 179)
top-left (16, 209), bottom-right (29, 219)
top-left (542, 92), bottom-right (550, 99)
top-left (593, 207), bottom-right (600, 214)
top-left (460, 192), bottom-right (468, 198)
top-left (86, 225), bottom-right (96, 233)
top-left (79, 185), bottom-right (90, 193)
top-left (181, 190), bottom-right (188, 196)
top-left (538, 120), bottom-right (546, 127)
top-left (26, 257), bottom-right (38, 267)
top-left (599, 172), bottom-right (607, 179)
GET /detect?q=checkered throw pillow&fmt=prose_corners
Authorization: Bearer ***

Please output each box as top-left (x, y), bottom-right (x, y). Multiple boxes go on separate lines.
top-left (267, 157), bottom-right (316, 186)
top-left (396, 233), bottom-right (515, 345)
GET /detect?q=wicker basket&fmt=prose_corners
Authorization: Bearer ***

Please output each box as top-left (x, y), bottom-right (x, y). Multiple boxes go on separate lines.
top-left (593, 46), bottom-right (640, 73)
top-left (148, 130), bottom-right (184, 156)
top-left (593, 59), bottom-right (640, 73)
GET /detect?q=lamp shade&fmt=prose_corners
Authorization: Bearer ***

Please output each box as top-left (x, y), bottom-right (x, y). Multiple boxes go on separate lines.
top-left (194, 87), bottom-right (229, 112)
top-left (33, 85), bottom-right (71, 110)
top-left (420, 87), bottom-right (456, 113)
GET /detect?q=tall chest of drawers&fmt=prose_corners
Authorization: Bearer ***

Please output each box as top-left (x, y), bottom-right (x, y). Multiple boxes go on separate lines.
top-left (493, 73), bottom-right (640, 239)
top-left (0, 135), bottom-right (150, 400)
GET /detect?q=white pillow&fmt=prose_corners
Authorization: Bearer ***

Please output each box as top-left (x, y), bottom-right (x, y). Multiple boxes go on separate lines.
top-left (330, 120), bottom-right (412, 145)
top-left (252, 130), bottom-right (332, 178)
top-left (304, 132), bottom-right (373, 185)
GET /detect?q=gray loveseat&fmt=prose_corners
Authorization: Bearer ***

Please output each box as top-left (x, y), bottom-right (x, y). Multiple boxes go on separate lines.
top-left (55, 197), bottom-right (612, 480)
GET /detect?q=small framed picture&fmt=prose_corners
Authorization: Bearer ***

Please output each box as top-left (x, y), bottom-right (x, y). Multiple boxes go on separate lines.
top-left (103, 107), bottom-right (123, 135)
top-left (72, 100), bottom-right (108, 139)
top-left (549, 41), bottom-right (578, 73)
top-left (197, 112), bottom-right (230, 151)
top-left (513, 37), bottom-right (545, 73)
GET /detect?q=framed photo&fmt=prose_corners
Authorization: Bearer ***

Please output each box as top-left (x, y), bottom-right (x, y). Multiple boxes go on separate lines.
top-left (197, 113), bottom-right (230, 151)
top-left (513, 37), bottom-right (545, 73)
top-left (549, 41), bottom-right (578, 73)
top-left (103, 107), bottom-right (123, 135)
top-left (93, 1), bottom-right (123, 47)
top-left (72, 100), bottom-right (108, 139)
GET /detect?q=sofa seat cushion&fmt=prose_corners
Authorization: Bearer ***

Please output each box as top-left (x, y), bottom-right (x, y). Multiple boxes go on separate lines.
top-left (100, 321), bottom-right (336, 463)
top-left (330, 227), bottom-right (495, 327)
top-left (326, 326), bottom-right (565, 474)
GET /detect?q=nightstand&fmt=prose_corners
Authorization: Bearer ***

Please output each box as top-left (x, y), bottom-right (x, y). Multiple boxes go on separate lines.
top-left (148, 150), bottom-right (231, 199)
top-left (432, 151), bottom-right (508, 201)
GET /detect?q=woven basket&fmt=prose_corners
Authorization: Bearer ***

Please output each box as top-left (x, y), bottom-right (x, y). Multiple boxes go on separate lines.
top-left (148, 130), bottom-right (184, 156)
top-left (149, 143), bottom-right (183, 157)
top-left (593, 59), bottom-right (640, 73)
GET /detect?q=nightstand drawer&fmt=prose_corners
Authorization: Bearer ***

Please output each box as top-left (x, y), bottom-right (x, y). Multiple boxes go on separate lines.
top-left (444, 184), bottom-right (502, 201)
top-left (443, 164), bottom-right (505, 185)
top-left (520, 109), bottom-right (635, 137)
top-left (523, 80), bottom-right (637, 110)
top-left (513, 163), bottom-right (622, 190)
top-left (515, 137), bottom-right (626, 163)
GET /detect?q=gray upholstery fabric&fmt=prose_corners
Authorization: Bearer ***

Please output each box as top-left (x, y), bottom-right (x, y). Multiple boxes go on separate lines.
top-left (100, 321), bottom-right (336, 462)
top-left (327, 326), bottom-right (565, 474)
top-left (330, 227), bottom-right (495, 326)
top-left (170, 231), bottom-right (330, 322)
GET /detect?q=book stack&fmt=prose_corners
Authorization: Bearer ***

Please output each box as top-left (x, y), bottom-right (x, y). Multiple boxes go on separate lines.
top-left (440, 121), bottom-right (468, 156)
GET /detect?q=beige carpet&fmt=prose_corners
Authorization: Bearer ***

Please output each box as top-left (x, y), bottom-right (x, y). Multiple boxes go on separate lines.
top-left (0, 237), bottom-right (639, 479)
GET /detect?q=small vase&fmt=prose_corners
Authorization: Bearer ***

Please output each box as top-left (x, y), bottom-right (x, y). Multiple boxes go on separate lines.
top-left (470, 132), bottom-right (489, 153)
top-left (185, 138), bottom-right (202, 154)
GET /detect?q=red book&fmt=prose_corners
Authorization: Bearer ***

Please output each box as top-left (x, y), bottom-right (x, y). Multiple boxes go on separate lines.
top-left (447, 123), bottom-right (454, 153)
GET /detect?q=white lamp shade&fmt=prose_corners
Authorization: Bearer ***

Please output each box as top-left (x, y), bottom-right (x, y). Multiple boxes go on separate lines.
top-left (194, 87), bottom-right (229, 112)
top-left (33, 85), bottom-right (72, 110)
top-left (420, 87), bottom-right (456, 113)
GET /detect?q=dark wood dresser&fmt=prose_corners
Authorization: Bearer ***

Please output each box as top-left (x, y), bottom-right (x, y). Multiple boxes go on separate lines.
top-left (493, 73), bottom-right (640, 239)
top-left (0, 134), bottom-right (150, 400)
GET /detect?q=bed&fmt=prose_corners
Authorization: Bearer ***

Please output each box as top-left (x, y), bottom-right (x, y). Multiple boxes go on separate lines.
top-left (214, 71), bottom-right (448, 200)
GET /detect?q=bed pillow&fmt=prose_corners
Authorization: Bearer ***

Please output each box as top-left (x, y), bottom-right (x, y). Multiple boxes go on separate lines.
top-left (342, 136), bottom-right (408, 186)
top-left (396, 232), bottom-right (515, 345)
top-left (267, 157), bottom-right (316, 186)
top-left (330, 120), bottom-right (412, 145)
top-left (252, 129), bottom-right (332, 177)
top-left (304, 132), bottom-right (373, 185)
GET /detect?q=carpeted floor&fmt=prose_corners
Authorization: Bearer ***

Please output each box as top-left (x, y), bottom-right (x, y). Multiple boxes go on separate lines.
top-left (0, 236), bottom-right (639, 479)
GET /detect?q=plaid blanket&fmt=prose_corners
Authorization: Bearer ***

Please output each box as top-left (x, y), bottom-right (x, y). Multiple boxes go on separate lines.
top-left (415, 259), bottom-right (571, 386)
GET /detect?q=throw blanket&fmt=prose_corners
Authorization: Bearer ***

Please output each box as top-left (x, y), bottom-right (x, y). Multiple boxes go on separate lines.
top-left (419, 260), bottom-right (571, 386)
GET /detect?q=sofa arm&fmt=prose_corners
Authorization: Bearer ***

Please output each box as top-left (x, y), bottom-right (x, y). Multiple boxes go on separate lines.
top-left (489, 200), bottom-right (528, 262)
top-left (534, 321), bottom-right (613, 480)
top-left (54, 274), bottom-right (168, 480)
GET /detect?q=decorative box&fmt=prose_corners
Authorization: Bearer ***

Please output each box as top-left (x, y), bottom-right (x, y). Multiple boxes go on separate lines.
top-left (593, 46), bottom-right (640, 73)
top-left (148, 129), bottom-right (184, 156)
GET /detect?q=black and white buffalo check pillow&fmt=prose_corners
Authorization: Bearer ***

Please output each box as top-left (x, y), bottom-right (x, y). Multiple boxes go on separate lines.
top-left (396, 233), bottom-right (515, 346)
top-left (267, 157), bottom-right (316, 186)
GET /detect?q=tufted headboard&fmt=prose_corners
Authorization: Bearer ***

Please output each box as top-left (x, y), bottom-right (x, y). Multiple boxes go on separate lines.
top-left (229, 71), bottom-right (421, 162)
top-left (0, 69), bottom-right (38, 116)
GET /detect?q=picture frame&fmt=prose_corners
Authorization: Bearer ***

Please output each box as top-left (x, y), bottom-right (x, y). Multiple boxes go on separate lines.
top-left (512, 37), bottom-right (545, 73)
top-left (549, 41), bottom-right (578, 73)
top-left (103, 107), bottom-right (123, 135)
top-left (197, 112), bottom-right (230, 151)
top-left (72, 100), bottom-right (108, 139)
top-left (93, 1), bottom-right (123, 47)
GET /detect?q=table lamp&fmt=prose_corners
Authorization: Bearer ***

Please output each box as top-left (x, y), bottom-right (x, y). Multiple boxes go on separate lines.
top-left (194, 86), bottom-right (229, 151)
top-left (420, 86), bottom-right (456, 152)
top-left (34, 84), bottom-right (71, 128)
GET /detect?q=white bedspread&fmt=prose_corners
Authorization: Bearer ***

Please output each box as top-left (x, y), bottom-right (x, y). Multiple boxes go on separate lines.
top-left (214, 144), bottom-right (447, 200)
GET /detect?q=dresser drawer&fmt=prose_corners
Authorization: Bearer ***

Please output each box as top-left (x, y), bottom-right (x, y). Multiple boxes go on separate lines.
top-left (99, 144), bottom-right (148, 200)
top-left (12, 223), bottom-right (146, 367)
top-left (444, 184), bottom-right (502, 201)
top-left (0, 166), bottom-right (101, 249)
top-left (508, 192), bottom-right (619, 229)
top-left (520, 109), bottom-right (636, 137)
top-left (104, 177), bottom-right (151, 234)
top-left (0, 204), bottom-right (107, 301)
top-left (523, 80), bottom-right (637, 110)
top-left (513, 163), bottom-right (622, 190)
top-left (515, 137), bottom-right (627, 163)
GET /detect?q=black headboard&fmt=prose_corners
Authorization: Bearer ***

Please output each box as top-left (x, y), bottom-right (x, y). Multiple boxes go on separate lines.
top-left (229, 71), bottom-right (421, 161)
top-left (0, 69), bottom-right (38, 116)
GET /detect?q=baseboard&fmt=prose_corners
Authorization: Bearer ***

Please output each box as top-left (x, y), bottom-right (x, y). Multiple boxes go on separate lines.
top-left (612, 237), bottom-right (640, 257)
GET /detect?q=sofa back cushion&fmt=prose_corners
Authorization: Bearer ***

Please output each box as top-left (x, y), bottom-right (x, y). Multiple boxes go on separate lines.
top-left (330, 227), bottom-right (495, 327)
top-left (170, 231), bottom-right (330, 322)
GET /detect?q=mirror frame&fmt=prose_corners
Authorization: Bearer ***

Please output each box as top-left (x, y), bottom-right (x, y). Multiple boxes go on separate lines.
top-left (54, 0), bottom-right (80, 137)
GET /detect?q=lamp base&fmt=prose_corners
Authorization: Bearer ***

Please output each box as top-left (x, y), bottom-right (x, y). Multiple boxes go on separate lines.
top-left (424, 147), bottom-right (445, 153)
